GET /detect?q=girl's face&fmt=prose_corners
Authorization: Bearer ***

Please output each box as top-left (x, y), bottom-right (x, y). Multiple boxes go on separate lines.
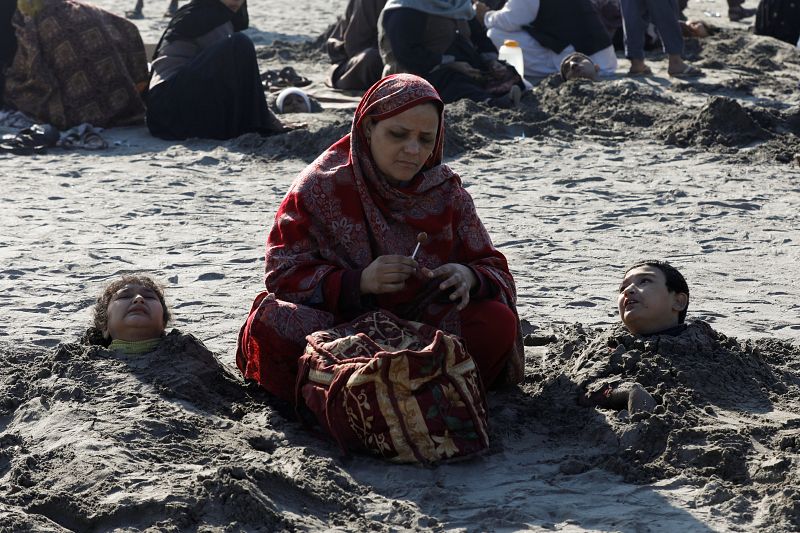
top-left (104, 284), bottom-right (166, 341)
top-left (220, 0), bottom-right (245, 12)
top-left (362, 103), bottom-right (439, 186)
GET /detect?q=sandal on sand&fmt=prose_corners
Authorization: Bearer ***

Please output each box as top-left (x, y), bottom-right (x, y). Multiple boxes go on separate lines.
top-left (0, 123), bottom-right (60, 155)
top-left (261, 69), bottom-right (287, 90)
top-left (279, 66), bottom-right (311, 87)
top-left (60, 124), bottom-right (108, 150)
top-left (669, 64), bottom-right (703, 79)
top-left (627, 66), bottom-right (653, 77)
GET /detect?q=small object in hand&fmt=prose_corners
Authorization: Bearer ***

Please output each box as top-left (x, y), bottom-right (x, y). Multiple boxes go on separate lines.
top-left (410, 232), bottom-right (428, 260)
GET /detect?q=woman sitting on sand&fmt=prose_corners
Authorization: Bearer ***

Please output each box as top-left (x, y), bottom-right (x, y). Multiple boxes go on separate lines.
top-left (755, 0), bottom-right (800, 47)
top-left (378, 0), bottom-right (524, 108)
top-left (89, 274), bottom-right (171, 353)
top-left (146, 0), bottom-right (285, 140)
top-left (2, 0), bottom-right (149, 130)
top-left (236, 74), bottom-right (524, 403)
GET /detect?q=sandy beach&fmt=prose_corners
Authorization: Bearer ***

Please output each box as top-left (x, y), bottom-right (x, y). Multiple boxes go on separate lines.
top-left (2, 0), bottom-right (800, 530)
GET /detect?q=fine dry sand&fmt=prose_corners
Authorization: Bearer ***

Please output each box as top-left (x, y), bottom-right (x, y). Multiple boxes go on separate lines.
top-left (1, 0), bottom-right (800, 531)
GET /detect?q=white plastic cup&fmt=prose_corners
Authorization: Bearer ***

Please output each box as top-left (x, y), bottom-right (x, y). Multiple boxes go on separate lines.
top-left (498, 39), bottom-right (524, 79)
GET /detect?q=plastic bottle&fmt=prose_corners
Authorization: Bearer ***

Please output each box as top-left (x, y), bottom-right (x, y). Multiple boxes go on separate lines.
top-left (498, 39), bottom-right (524, 79)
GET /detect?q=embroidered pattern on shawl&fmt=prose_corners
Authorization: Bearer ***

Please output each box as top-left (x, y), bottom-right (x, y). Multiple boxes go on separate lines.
top-left (4, 0), bottom-right (148, 130)
top-left (263, 73), bottom-right (524, 383)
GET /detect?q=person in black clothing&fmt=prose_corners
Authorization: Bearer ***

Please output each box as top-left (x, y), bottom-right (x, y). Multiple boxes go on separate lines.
top-left (0, 0), bottom-right (18, 108)
top-left (326, 0), bottom-right (387, 90)
top-left (146, 0), bottom-right (286, 140)
top-left (755, 0), bottom-right (800, 46)
top-left (378, 0), bottom-right (523, 108)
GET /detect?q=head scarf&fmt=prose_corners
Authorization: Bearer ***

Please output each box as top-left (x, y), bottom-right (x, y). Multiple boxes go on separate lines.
top-left (381, 0), bottom-right (474, 20)
top-left (275, 87), bottom-right (311, 113)
top-left (264, 74), bottom-right (516, 313)
top-left (154, 0), bottom-right (248, 58)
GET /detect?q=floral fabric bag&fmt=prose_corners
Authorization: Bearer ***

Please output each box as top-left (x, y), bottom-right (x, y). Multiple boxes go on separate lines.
top-left (296, 310), bottom-right (490, 464)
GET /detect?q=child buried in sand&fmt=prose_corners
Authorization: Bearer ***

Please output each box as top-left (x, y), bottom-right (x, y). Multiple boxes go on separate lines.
top-left (578, 260), bottom-right (690, 415)
top-left (91, 274), bottom-right (170, 353)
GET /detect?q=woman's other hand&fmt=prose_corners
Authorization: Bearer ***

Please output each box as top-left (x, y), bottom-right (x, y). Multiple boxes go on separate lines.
top-left (473, 1), bottom-right (490, 25)
top-left (443, 61), bottom-right (484, 80)
top-left (421, 264), bottom-right (477, 311)
top-left (360, 255), bottom-right (418, 294)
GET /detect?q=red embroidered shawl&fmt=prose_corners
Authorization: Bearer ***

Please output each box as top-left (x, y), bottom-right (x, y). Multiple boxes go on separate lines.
top-left (265, 74), bottom-right (518, 335)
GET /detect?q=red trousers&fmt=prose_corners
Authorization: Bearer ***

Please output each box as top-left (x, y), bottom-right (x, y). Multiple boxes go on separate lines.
top-left (237, 293), bottom-right (518, 403)
top-left (458, 299), bottom-right (518, 389)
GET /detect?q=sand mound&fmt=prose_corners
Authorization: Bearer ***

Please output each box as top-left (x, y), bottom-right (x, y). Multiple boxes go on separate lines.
top-left (0, 333), bottom-right (431, 531)
top-left (4, 323), bottom-right (798, 530)
top-left (693, 29), bottom-right (800, 73)
top-left (228, 115), bottom-right (351, 162)
top-left (660, 96), bottom-right (772, 148)
top-left (443, 78), bottom-right (677, 157)
top-left (659, 97), bottom-right (800, 162)
top-left (532, 76), bottom-right (678, 131)
top-left (494, 322), bottom-right (800, 530)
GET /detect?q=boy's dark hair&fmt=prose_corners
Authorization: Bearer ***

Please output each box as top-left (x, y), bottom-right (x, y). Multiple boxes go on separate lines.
top-left (625, 260), bottom-right (690, 323)
top-left (93, 274), bottom-right (170, 335)
top-left (559, 52), bottom-right (593, 82)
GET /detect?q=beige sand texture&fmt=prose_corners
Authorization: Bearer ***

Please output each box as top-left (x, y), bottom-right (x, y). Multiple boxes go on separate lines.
top-left (1, 0), bottom-right (800, 531)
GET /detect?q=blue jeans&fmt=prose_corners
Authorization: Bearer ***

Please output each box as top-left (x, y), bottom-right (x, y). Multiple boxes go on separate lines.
top-left (620, 0), bottom-right (684, 59)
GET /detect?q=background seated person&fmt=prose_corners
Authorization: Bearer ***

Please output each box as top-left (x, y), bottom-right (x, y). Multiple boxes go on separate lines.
top-left (91, 275), bottom-right (171, 354)
top-left (236, 74), bottom-right (524, 403)
top-left (755, 0), bottom-right (800, 46)
top-left (147, 0), bottom-right (286, 140)
top-left (475, 0), bottom-right (618, 78)
top-left (378, 0), bottom-right (524, 108)
top-left (326, 0), bottom-right (387, 90)
top-left (3, 0), bottom-right (148, 130)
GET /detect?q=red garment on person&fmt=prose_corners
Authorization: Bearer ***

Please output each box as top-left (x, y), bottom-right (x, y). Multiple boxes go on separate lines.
top-left (236, 74), bottom-right (523, 403)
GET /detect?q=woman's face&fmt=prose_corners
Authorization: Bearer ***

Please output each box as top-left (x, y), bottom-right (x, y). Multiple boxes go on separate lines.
top-left (220, 0), bottom-right (245, 12)
top-left (104, 284), bottom-right (166, 341)
top-left (362, 103), bottom-right (439, 186)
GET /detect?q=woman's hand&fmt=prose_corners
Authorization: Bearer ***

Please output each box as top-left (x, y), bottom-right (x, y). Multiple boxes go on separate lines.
top-left (473, 1), bottom-right (490, 25)
top-left (443, 61), bottom-right (484, 80)
top-left (421, 264), bottom-right (478, 311)
top-left (360, 255), bottom-right (418, 295)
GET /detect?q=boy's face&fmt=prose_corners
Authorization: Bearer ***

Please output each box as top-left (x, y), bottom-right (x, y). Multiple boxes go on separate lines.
top-left (104, 284), bottom-right (165, 341)
top-left (617, 265), bottom-right (687, 335)
top-left (563, 54), bottom-right (599, 81)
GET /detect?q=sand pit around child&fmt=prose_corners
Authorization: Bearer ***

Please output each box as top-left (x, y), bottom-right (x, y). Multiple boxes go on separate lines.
top-left (1, 0), bottom-right (799, 531)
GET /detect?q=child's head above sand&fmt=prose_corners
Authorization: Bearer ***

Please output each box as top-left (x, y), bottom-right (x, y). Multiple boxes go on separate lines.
top-left (618, 260), bottom-right (689, 336)
top-left (560, 52), bottom-right (600, 82)
top-left (94, 275), bottom-right (170, 342)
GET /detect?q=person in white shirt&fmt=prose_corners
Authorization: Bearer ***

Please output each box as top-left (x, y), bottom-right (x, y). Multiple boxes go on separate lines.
top-left (474, 0), bottom-right (618, 79)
